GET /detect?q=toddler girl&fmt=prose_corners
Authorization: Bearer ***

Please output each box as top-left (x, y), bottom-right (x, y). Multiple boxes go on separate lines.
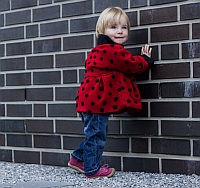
top-left (68, 7), bottom-right (153, 178)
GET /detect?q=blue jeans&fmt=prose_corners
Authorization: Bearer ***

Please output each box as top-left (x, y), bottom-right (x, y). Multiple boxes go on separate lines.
top-left (71, 113), bottom-right (109, 176)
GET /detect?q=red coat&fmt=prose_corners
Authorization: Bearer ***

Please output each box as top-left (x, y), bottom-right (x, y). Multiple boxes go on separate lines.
top-left (76, 43), bottom-right (150, 114)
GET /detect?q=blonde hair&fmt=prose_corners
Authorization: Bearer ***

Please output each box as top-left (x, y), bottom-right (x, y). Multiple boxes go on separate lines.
top-left (96, 7), bottom-right (130, 37)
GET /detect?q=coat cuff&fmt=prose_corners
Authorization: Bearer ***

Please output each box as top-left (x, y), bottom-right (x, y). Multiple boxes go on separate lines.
top-left (141, 55), bottom-right (154, 68)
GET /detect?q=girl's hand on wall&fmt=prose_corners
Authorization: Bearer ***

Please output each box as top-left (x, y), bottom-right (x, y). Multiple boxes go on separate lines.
top-left (141, 44), bottom-right (152, 58)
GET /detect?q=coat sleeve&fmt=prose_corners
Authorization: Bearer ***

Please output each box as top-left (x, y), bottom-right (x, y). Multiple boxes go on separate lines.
top-left (114, 48), bottom-right (149, 75)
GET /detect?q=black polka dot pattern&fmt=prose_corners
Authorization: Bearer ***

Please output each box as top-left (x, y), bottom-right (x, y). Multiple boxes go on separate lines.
top-left (100, 108), bottom-right (104, 112)
top-left (110, 59), bottom-right (114, 64)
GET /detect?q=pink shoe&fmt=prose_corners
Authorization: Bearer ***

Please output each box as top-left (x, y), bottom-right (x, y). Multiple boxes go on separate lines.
top-left (68, 157), bottom-right (84, 174)
top-left (86, 164), bottom-right (115, 178)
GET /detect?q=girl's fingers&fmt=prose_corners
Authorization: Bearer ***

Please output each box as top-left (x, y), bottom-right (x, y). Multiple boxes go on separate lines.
top-left (141, 45), bottom-right (152, 57)
top-left (148, 48), bottom-right (152, 55)
top-left (145, 45), bottom-right (149, 52)
top-left (141, 47), bottom-right (145, 54)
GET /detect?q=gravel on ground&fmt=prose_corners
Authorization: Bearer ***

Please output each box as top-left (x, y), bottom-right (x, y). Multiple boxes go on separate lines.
top-left (0, 162), bottom-right (200, 187)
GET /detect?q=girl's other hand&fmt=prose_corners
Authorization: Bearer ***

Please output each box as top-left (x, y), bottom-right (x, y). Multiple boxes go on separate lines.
top-left (141, 44), bottom-right (152, 58)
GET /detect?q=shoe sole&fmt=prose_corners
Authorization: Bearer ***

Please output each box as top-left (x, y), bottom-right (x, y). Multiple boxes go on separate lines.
top-left (87, 168), bottom-right (115, 179)
top-left (68, 162), bottom-right (84, 174)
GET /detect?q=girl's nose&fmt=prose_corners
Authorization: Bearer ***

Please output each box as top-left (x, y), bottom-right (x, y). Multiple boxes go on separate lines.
top-left (117, 28), bottom-right (122, 33)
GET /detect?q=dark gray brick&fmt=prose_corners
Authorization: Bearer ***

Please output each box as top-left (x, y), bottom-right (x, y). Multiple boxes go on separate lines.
top-left (182, 42), bottom-right (200, 59)
top-left (130, 0), bottom-right (147, 8)
top-left (0, 120), bottom-right (25, 132)
top-left (152, 138), bottom-right (190, 156)
top-left (0, 44), bottom-right (4, 57)
top-left (26, 120), bottom-right (53, 133)
top-left (63, 136), bottom-right (83, 150)
top-left (54, 0), bottom-right (68, 2)
top-left (192, 101), bottom-right (200, 118)
top-left (0, 89), bottom-right (25, 102)
top-left (193, 23), bottom-right (200, 39)
top-left (39, 0), bottom-right (52, 5)
top-left (11, 0), bottom-right (37, 9)
top-left (6, 10), bottom-right (31, 26)
top-left (40, 20), bottom-right (68, 37)
top-left (162, 159), bottom-right (200, 175)
top-left (122, 120), bottom-right (158, 136)
top-left (70, 17), bottom-right (98, 33)
top-left (124, 157), bottom-right (159, 173)
top-left (0, 14), bottom-right (4, 27)
top-left (7, 104), bottom-right (32, 117)
top-left (151, 62), bottom-right (190, 79)
top-left (193, 140), bottom-right (200, 156)
top-left (151, 102), bottom-right (189, 117)
top-left (0, 27), bottom-right (24, 42)
top-left (95, 0), bottom-right (128, 13)
top-left (138, 83), bottom-right (159, 99)
top-left (131, 138), bottom-right (148, 153)
top-left (62, 0), bottom-right (92, 17)
top-left (42, 152), bottom-right (70, 166)
top-left (14, 150), bottom-right (40, 164)
top-left (180, 3), bottom-right (200, 21)
top-left (0, 134), bottom-right (5, 146)
top-left (33, 71), bottom-right (61, 85)
top-left (55, 87), bottom-right (78, 101)
top-left (6, 73), bottom-right (31, 86)
top-left (63, 70), bottom-right (77, 84)
top-left (0, 104), bottom-right (5, 116)
top-left (34, 135), bottom-right (61, 149)
top-left (162, 120), bottom-right (200, 137)
top-left (63, 35), bottom-right (93, 51)
top-left (26, 25), bottom-right (38, 38)
top-left (105, 137), bottom-right (129, 152)
top-left (48, 104), bottom-right (76, 117)
top-left (107, 120), bottom-right (121, 135)
top-left (7, 134), bottom-right (32, 147)
top-left (79, 69), bottom-right (85, 83)
top-left (56, 52), bottom-right (85, 68)
top-left (126, 29), bottom-right (148, 45)
top-left (140, 6), bottom-right (177, 25)
top-left (0, 0), bottom-right (10, 12)
top-left (150, 0), bottom-right (187, 6)
top-left (0, 149), bottom-right (12, 162)
top-left (161, 44), bottom-right (179, 60)
top-left (108, 120), bottom-right (120, 135)
top-left (1, 57), bottom-right (25, 71)
top-left (34, 38), bottom-right (61, 53)
top-left (0, 74), bottom-right (4, 86)
top-left (56, 120), bottom-right (83, 134)
top-left (33, 5), bottom-right (60, 22)
top-left (151, 25), bottom-right (189, 43)
top-left (27, 55), bottom-right (53, 69)
top-left (26, 88), bottom-right (53, 101)
top-left (126, 12), bottom-right (137, 27)
top-left (6, 42), bottom-right (32, 56)
top-left (194, 62), bottom-right (200, 78)
top-left (34, 104), bottom-right (46, 117)
top-left (161, 81), bottom-right (200, 98)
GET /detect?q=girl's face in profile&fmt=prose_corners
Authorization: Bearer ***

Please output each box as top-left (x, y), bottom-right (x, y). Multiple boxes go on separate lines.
top-left (104, 15), bottom-right (128, 44)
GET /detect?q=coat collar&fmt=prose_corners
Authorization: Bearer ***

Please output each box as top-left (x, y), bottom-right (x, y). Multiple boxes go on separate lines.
top-left (97, 34), bottom-right (116, 45)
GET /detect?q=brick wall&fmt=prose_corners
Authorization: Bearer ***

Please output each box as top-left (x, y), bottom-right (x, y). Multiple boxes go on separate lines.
top-left (0, 0), bottom-right (200, 175)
